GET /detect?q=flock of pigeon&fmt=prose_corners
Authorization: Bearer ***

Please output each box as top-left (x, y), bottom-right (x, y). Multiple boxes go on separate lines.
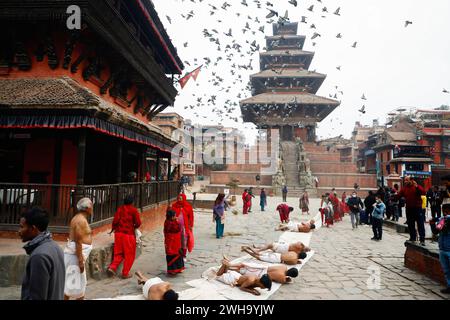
top-left (159, 0), bottom-right (446, 134)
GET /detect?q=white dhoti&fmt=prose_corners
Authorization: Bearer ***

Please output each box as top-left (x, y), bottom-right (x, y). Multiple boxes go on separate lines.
top-left (63, 241), bottom-right (93, 299)
top-left (142, 277), bottom-right (164, 300)
top-left (287, 221), bottom-right (298, 232)
top-left (216, 271), bottom-right (242, 287)
top-left (272, 242), bottom-right (289, 254)
top-left (239, 262), bottom-right (268, 278)
top-left (259, 252), bottom-right (282, 264)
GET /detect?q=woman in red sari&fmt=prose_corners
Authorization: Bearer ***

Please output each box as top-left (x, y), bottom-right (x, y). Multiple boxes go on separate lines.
top-left (171, 193), bottom-right (194, 258)
top-left (341, 192), bottom-right (350, 215)
top-left (164, 209), bottom-right (185, 274)
top-left (329, 192), bottom-right (342, 222)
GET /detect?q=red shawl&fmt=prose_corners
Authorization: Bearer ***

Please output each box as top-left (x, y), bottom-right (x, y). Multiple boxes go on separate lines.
top-left (171, 193), bottom-right (194, 252)
top-left (164, 219), bottom-right (181, 255)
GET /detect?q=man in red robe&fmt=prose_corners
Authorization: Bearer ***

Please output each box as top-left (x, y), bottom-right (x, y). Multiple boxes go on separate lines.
top-left (171, 193), bottom-right (194, 258)
top-left (276, 204), bottom-right (294, 223)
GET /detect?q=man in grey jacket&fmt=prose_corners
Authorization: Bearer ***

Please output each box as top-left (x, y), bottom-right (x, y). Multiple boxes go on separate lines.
top-left (19, 207), bottom-right (65, 300)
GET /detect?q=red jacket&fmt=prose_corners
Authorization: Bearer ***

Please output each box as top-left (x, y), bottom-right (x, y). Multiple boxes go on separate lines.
top-left (397, 184), bottom-right (425, 209)
top-left (112, 204), bottom-right (142, 235)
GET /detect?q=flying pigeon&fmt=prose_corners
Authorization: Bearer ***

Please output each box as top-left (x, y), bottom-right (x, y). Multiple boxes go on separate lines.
top-left (358, 105), bottom-right (366, 114)
top-left (405, 20), bottom-right (413, 27)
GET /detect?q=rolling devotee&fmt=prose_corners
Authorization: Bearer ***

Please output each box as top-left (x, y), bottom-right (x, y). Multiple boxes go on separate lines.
top-left (171, 193), bottom-right (194, 258)
top-left (19, 208), bottom-right (65, 300)
top-left (276, 204), bottom-right (294, 223)
top-left (107, 195), bottom-right (141, 279)
top-left (253, 241), bottom-right (310, 255)
top-left (135, 271), bottom-right (179, 300)
top-left (276, 220), bottom-right (316, 233)
top-left (209, 261), bottom-right (273, 296)
top-left (241, 246), bottom-right (306, 265)
top-left (163, 209), bottom-right (185, 275)
top-left (220, 257), bottom-right (299, 284)
top-left (64, 198), bottom-right (93, 300)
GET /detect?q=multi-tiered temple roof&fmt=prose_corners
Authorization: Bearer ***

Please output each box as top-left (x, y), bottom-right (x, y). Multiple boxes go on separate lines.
top-left (240, 22), bottom-right (340, 127)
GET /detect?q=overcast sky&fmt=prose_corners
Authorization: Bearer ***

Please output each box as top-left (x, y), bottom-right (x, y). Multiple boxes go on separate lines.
top-left (153, 0), bottom-right (450, 143)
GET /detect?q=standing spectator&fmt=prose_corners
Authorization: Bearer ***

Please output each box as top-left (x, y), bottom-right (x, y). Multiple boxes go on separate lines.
top-left (384, 187), bottom-right (392, 220)
top-left (314, 176), bottom-right (319, 188)
top-left (395, 176), bottom-right (426, 246)
top-left (276, 204), bottom-right (294, 223)
top-left (248, 187), bottom-right (256, 213)
top-left (107, 195), bottom-right (142, 279)
top-left (371, 195), bottom-right (386, 241)
top-left (430, 204), bottom-right (450, 294)
top-left (421, 194), bottom-right (428, 219)
top-left (299, 191), bottom-right (309, 215)
top-left (163, 209), bottom-right (185, 275)
top-left (320, 195), bottom-right (334, 228)
top-left (260, 188), bottom-right (267, 212)
top-left (346, 192), bottom-right (364, 230)
top-left (213, 194), bottom-right (226, 239)
top-left (171, 194), bottom-right (195, 259)
top-left (329, 192), bottom-right (341, 222)
top-left (242, 189), bottom-right (252, 215)
top-left (389, 187), bottom-right (400, 222)
top-left (341, 192), bottom-right (350, 214)
top-left (364, 191), bottom-right (376, 225)
top-left (19, 208), bottom-right (65, 300)
top-left (428, 186), bottom-right (443, 219)
top-left (354, 183), bottom-right (360, 191)
top-left (64, 198), bottom-right (93, 300)
top-left (282, 185), bottom-right (288, 202)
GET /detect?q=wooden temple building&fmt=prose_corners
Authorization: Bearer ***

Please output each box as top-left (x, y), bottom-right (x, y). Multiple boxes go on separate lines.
top-left (0, 0), bottom-right (184, 237)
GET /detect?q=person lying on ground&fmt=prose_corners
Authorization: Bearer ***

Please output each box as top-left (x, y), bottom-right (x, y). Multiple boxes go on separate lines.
top-left (253, 241), bottom-right (310, 254)
top-left (275, 220), bottom-right (316, 233)
top-left (241, 246), bottom-right (307, 265)
top-left (212, 261), bottom-right (272, 296)
top-left (221, 257), bottom-right (299, 284)
top-left (135, 271), bottom-right (179, 300)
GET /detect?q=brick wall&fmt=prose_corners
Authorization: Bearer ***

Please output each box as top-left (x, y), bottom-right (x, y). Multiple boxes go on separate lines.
top-left (404, 242), bottom-right (446, 286)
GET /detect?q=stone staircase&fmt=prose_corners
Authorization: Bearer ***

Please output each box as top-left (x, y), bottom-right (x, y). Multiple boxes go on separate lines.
top-left (304, 142), bottom-right (377, 196)
top-left (281, 141), bottom-right (300, 187)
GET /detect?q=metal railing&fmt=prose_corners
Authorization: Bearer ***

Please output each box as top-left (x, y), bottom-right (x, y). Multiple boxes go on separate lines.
top-left (0, 181), bottom-right (180, 227)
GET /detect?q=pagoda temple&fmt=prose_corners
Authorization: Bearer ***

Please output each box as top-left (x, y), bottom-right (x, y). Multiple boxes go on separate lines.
top-left (240, 22), bottom-right (339, 143)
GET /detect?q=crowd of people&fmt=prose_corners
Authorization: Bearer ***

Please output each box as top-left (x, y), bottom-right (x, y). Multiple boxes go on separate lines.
top-left (16, 176), bottom-right (450, 299)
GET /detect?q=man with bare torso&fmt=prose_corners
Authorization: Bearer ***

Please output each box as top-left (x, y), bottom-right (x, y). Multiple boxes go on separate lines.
top-left (221, 257), bottom-right (299, 284)
top-left (253, 241), bottom-right (310, 255)
top-left (212, 260), bottom-right (272, 296)
top-left (135, 271), bottom-right (178, 300)
top-left (276, 220), bottom-right (316, 233)
top-left (241, 246), bottom-right (307, 265)
top-left (64, 198), bottom-right (93, 300)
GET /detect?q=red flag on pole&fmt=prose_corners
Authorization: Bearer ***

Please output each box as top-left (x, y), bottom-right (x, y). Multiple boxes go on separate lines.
top-left (178, 72), bottom-right (192, 89)
top-left (191, 65), bottom-right (203, 81)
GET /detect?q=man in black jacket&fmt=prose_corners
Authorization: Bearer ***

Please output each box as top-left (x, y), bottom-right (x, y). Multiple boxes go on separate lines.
top-left (363, 191), bottom-right (376, 225)
top-left (347, 192), bottom-right (364, 229)
top-left (19, 207), bottom-right (65, 300)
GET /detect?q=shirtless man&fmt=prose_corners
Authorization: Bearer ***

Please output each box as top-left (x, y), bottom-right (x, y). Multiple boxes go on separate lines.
top-left (253, 241), bottom-right (311, 255)
top-left (241, 246), bottom-right (307, 265)
top-left (135, 271), bottom-right (178, 300)
top-left (213, 260), bottom-right (272, 296)
top-left (64, 198), bottom-right (93, 300)
top-left (276, 220), bottom-right (316, 233)
top-left (221, 257), bottom-right (299, 284)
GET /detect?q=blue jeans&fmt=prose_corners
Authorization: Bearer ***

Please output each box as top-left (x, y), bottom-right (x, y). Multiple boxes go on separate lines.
top-left (440, 251), bottom-right (450, 287)
top-left (215, 217), bottom-right (224, 238)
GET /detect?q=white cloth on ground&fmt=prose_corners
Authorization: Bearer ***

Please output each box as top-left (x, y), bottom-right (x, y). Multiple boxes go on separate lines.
top-left (63, 241), bottom-right (93, 299)
top-left (142, 277), bottom-right (164, 299)
top-left (259, 252), bottom-right (281, 263)
top-left (272, 242), bottom-right (289, 254)
top-left (287, 221), bottom-right (298, 232)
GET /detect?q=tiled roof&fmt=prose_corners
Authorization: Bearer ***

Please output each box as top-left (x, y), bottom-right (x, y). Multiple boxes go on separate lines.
top-left (251, 69), bottom-right (326, 78)
top-left (240, 92), bottom-right (340, 105)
